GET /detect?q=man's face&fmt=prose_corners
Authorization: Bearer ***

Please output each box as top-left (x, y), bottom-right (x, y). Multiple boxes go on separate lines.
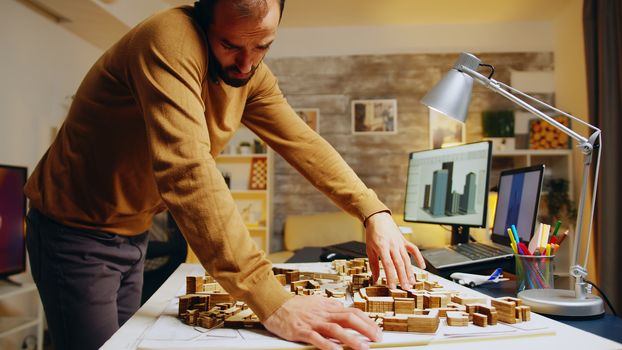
top-left (206, 0), bottom-right (280, 87)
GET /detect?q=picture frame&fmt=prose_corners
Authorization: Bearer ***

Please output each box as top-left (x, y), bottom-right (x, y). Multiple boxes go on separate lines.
top-left (429, 109), bottom-right (466, 149)
top-left (351, 99), bottom-right (397, 134)
top-left (294, 108), bottom-right (320, 133)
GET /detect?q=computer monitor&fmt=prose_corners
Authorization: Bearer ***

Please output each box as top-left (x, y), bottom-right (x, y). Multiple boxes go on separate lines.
top-left (0, 165), bottom-right (27, 279)
top-left (404, 141), bottom-right (492, 244)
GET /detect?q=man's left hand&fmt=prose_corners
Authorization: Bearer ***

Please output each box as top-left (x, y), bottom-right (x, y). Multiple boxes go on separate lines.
top-left (365, 212), bottom-right (426, 289)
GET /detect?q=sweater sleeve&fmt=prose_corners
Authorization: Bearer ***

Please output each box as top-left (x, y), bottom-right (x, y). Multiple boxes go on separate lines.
top-left (243, 65), bottom-right (389, 221)
top-left (124, 16), bottom-right (291, 320)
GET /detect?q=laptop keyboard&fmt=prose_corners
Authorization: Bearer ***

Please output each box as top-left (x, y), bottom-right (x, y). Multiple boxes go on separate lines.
top-left (449, 243), bottom-right (510, 261)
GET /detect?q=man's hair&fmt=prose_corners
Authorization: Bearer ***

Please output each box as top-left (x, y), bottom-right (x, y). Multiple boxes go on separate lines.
top-left (195, 0), bottom-right (286, 26)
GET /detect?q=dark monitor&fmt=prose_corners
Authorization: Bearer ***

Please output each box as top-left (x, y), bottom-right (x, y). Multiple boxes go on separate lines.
top-left (404, 141), bottom-right (492, 244)
top-left (0, 165), bottom-right (27, 279)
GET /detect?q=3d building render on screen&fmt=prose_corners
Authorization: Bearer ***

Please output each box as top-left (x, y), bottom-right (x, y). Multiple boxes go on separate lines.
top-left (404, 142), bottom-right (491, 227)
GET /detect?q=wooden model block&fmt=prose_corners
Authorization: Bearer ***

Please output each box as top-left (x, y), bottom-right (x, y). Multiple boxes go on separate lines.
top-left (446, 302), bottom-right (467, 311)
top-left (325, 288), bottom-right (346, 298)
top-left (467, 304), bottom-right (498, 325)
top-left (353, 292), bottom-right (367, 312)
top-left (308, 280), bottom-right (321, 289)
top-left (446, 311), bottom-right (469, 327)
top-left (429, 293), bottom-right (449, 308)
top-left (285, 270), bottom-right (300, 284)
top-left (361, 286), bottom-right (390, 298)
top-left (435, 303), bottom-right (466, 317)
top-left (408, 291), bottom-right (425, 309)
top-left (415, 271), bottom-right (428, 281)
top-left (451, 295), bottom-right (487, 305)
top-left (491, 298), bottom-right (518, 324)
top-left (367, 297), bottom-right (394, 313)
top-left (412, 281), bottom-right (425, 290)
top-left (394, 298), bottom-right (415, 314)
top-left (406, 309), bottom-right (440, 333)
top-left (202, 282), bottom-right (221, 292)
top-left (390, 289), bottom-right (408, 298)
top-left (275, 274), bottom-right (286, 286)
top-left (472, 313), bottom-right (488, 327)
top-left (383, 315), bottom-right (408, 332)
top-left (224, 308), bottom-right (262, 329)
top-left (424, 294), bottom-right (442, 309)
top-left (186, 276), bottom-right (204, 294)
top-left (424, 280), bottom-right (441, 291)
top-left (290, 279), bottom-right (309, 292)
top-left (351, 273), bottom-right (372, 292)
top-left (350, 259), bottom-right (366, 267)
top-left (199, 315), bottom-right (221, 329)
top-left (314, 272), bottom-right (342, 282)
top-left (516, 305), bottom-right (531, 321)
top-left (502, 297), bottom-right (522, 306)
top-left (207, 292), bottom-right (235, 310)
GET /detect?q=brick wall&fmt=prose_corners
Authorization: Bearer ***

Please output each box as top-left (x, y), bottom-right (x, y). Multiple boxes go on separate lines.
top-left (265, 52), bottom-right (553, 251)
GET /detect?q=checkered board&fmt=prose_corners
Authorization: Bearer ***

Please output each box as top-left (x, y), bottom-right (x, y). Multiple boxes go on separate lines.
top-left (248, 157), bottom-right (267, 190)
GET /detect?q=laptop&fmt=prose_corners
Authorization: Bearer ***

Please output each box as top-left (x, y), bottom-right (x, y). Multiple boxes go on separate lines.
top-left (421, 164), bottom-right (545, 272)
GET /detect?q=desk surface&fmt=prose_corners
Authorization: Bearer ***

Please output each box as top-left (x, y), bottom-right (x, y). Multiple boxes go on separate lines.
top-left (102, 263), bottom-right (622, 350)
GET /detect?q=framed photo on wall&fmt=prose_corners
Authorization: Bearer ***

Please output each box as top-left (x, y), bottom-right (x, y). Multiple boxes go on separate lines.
top-left (351, 99), bottom-right (397, 134)
top-left (294, 108), bottom-right (320, 133)
top-left (429, 109), bottom-right (465, 149)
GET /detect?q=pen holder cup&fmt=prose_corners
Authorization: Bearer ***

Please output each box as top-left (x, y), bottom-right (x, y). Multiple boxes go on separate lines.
top-left (515, 254), bottom-right (555, 293)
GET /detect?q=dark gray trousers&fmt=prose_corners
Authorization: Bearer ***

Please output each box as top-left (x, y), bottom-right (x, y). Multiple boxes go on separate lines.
top-left (26, 208), bottom-right (149, 350)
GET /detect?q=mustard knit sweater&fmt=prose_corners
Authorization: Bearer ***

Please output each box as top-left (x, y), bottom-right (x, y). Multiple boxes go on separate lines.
top-left (25, 6), bottom-right (388, 320)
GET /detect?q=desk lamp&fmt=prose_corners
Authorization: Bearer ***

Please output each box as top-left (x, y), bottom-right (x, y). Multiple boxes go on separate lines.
top-left (421, 52), bottom-right (604, 317)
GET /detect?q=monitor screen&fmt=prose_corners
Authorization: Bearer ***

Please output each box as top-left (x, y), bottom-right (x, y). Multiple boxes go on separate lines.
top-left (0, 165), bottom-right (27, 277)
top-left (404, 141), bottom-right (491, 227)
top-left (492, 165), bottom-right (544, 243)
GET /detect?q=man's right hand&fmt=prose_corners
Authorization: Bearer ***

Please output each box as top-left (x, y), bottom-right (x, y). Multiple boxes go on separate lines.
top-left (262, 295), bottom-right (382, 350)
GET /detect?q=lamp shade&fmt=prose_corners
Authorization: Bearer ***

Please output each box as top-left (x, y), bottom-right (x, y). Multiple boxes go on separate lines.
top-left (421, 69), bottom-right (474, 123)
top-left (421, 52), bottom-right (481, 123)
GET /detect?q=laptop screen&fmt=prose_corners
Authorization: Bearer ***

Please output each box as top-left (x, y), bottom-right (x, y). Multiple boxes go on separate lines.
top-left (492, 165), bottom-right (545, 245)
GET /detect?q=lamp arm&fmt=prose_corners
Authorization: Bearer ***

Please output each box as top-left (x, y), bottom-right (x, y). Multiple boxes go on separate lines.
top-left (459, 66), bottom-right (590, 144)
top-left (497, 81), bottom-right (600, 133)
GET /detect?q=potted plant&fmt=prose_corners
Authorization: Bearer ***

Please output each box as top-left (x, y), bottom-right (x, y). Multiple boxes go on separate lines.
top-left (482, 110), bottom-right (515, 151)
top-left (238, 141), bottom-right (252, 154)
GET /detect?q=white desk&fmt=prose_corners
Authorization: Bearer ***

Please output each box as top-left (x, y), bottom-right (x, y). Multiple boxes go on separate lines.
top-left (102, 263), bottom-right (621, 350)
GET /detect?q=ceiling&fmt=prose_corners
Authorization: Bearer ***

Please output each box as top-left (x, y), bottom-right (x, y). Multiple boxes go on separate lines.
top-left (17, 0), bottom-right (574, 50)
top-left (161, 0), bottom-right (573, 27)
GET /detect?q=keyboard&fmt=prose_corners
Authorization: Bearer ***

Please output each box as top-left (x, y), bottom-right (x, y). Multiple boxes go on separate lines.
top-left (449, 243), bottom-right (509, 261)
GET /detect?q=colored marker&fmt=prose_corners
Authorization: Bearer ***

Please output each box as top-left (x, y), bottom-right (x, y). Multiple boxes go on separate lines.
top-left (540, 224), bottom-right (550, 253)
top-left (507, 228), bottom-right (517, 245)
top-left (511, 225), bottom-right (521, 246)
top-left (557, 230), bottom-right (569, 245)
top-left (518, 242), bottom-right (532, 256)
top-left (511, 242), bottom-right (518, 255)
top-left (552, 220), bottom-right (562, 237)
top-left (546, 243), bottom-right (551, 256)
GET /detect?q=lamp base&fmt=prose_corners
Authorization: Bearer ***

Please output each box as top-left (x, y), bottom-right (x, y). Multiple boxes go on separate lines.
top-left (517, 288), bottom-right (604, 317)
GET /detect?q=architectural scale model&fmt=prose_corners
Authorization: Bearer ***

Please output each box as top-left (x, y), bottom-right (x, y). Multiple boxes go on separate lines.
top-left (177, 258), bottom-right (531, 334)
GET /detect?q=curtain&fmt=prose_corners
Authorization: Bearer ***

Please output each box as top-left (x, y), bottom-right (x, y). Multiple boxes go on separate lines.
top-left (584, 0), bottom-right (622, 314)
